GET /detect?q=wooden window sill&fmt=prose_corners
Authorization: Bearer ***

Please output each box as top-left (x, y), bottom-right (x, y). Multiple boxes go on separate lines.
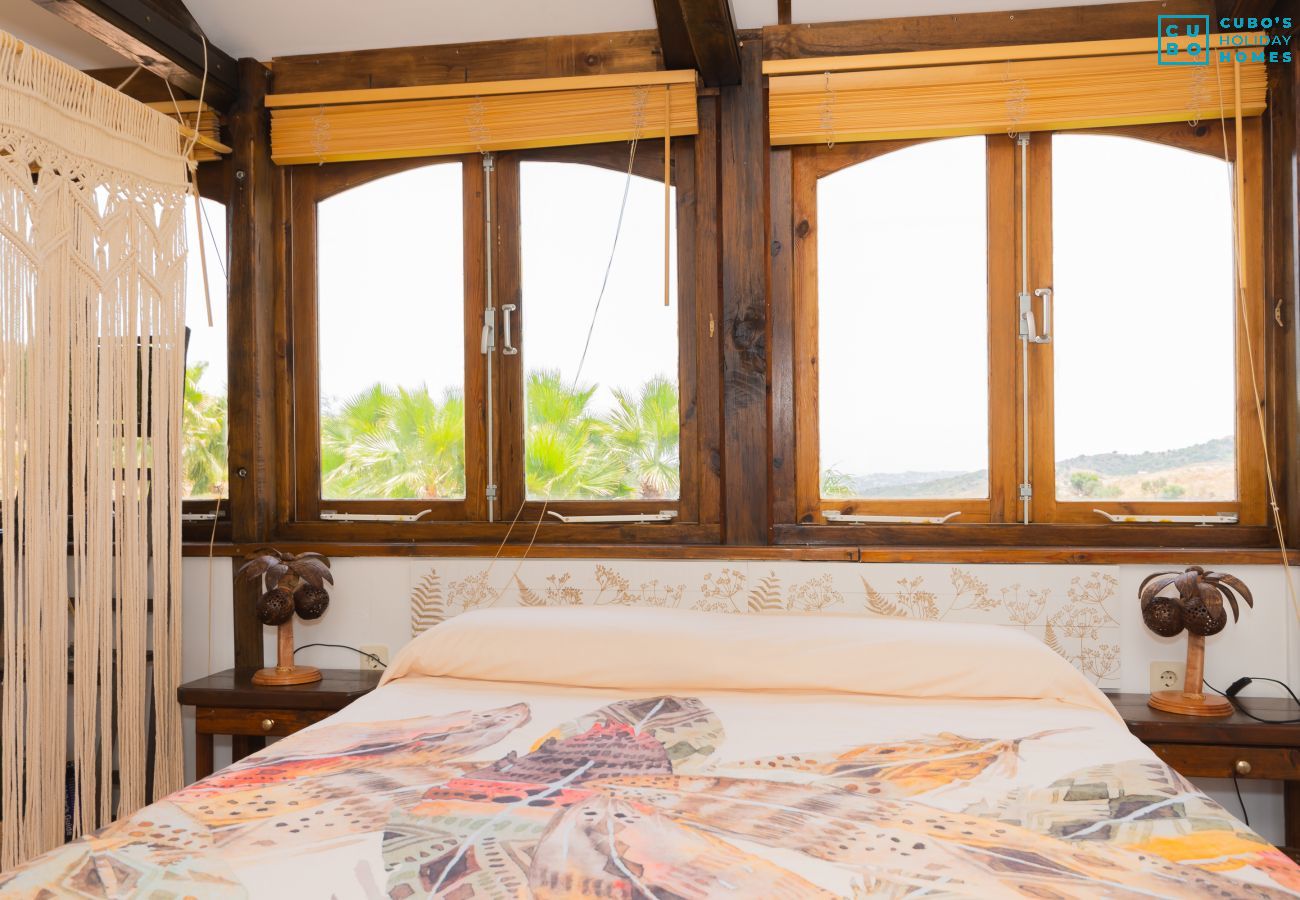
top-left (181, 540), bottom-right (1295, 565)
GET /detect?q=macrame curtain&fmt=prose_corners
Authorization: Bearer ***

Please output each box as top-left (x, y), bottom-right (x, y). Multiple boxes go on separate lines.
top-left (0, 31), bottom-right (188, 866)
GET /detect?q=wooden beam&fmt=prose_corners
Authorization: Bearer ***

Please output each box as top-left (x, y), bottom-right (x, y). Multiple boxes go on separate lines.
top-left (34, 0), bottom-right (236, 109)
top-left (653, 0), bottom-right (742, 87)
top-left (762, 0), bottom-right (1213, 60)
top-left (269, 31), bottom-right (665, 95)
top-left (1269, 2), bottom-right (1300, 548)
top-left (777, 0), bottom-right (792, 25)
top-left (1215, 0), bottom-right (1278, 19)
top-left (719, 40), bottom-right (768, 544)
top-left (226, 59), bottom-right (277, 669)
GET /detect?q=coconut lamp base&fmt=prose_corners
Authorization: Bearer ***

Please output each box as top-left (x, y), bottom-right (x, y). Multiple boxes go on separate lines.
top-left (1146, 631), bottom-right (1235, 718)
top-left (252, 664), bottom-right (321, 686)
top-left (1148, 689), bottom-right (1234, 717)
top-left (252, 618), bottom-right (322, 686)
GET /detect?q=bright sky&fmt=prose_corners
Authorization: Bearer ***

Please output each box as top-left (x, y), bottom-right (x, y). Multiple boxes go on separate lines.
top-left (817, 133), bottom-right (1236, 480)
top-left (184, 196), bottom-right (229, 395)
top-left (1052, 134), bottom-right (1235, 460)
top-left (317, 163), bottom-right (465, 411)
top-left (818, 136), bottom-right (990, 479)
top-left (519, 160), bottom-right (677, 412)
top-left (313, 159), bottom-right (676, 418)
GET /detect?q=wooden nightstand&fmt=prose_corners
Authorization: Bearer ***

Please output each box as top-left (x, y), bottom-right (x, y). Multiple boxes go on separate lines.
top-left (178, 668), bottom-right (383, 779)
top-left (1107, 692), bottom-right (1300, 860)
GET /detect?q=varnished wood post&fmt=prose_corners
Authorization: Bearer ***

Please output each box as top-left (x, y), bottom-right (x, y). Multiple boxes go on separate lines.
top-left (251, 617), bottom-right (320, 686)
top-left (227, 59), bottom-right (278, 671)
top-left (1183, 633), bottom-right (1206, 698)
top-left (1269, 12), bottom-right (1300, 549)
top-left (719, 38), bottom-right (769, 545)
top-left (1149, 632), bottom-right (1233, 717)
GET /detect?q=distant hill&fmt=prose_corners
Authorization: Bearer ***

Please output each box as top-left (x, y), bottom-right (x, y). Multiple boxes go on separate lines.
top-left (845, 436), bottom-right (1232, 499)
top-left (1055, 436), bottom-right (1232, 476)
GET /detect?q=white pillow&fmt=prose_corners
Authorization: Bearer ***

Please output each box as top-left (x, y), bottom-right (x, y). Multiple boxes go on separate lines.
top-left (382, 605), bottom-right (1118, 719)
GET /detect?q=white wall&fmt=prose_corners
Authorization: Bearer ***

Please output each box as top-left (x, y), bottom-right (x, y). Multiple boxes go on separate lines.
top-left (178, 555), bottom-right (1298, 845)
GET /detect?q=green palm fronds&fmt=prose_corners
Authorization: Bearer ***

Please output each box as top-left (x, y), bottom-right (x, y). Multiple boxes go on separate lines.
top-left (182, 363), bottom-right (228, 498)
top-left (182, 370), bottom-right (682, 503)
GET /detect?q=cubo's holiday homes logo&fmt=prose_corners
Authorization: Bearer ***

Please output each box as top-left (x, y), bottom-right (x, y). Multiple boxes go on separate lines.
top-left (1157, 14), bottom-right (1209, 65)
top-left (1158, 14), bottom-right (1293, 66)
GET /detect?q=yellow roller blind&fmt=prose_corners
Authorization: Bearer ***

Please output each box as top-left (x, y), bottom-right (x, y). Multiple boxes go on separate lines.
top-left (765, 35), bottom-right (1268, 146)
top-left (268, 70), bottom-right (699, 165)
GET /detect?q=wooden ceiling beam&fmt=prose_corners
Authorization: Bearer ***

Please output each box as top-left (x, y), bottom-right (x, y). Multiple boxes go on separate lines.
top-left (763, 0), bottom-right (1214, 60)
top-left (1214, 0), bottom-right (1280, 19)
top-left (33, 0), bottom-right (237, 109)
top-left (653, 0), bottom-right (742, 87)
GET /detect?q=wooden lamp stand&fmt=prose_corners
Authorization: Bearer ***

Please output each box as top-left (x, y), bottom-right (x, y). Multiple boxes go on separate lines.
top-left (252, 616), bottom-right (321, 686)
top-left (1148, 633), bottom-right (1232, 717)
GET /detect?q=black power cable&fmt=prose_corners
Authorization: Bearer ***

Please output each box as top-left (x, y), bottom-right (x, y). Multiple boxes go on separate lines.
top-left (294, 642), bottom-right (386, 669)
top-left (1230, 770), bottom-right (1250, 828)
top-left (1201, 676), bottom-right (1300, 827)
top-left (1203, 677), bottom-right (1300, 725)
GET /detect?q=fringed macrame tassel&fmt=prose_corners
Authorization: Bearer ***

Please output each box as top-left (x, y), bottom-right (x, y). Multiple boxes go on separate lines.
top-left (0, 26), bottom-right (188, 867)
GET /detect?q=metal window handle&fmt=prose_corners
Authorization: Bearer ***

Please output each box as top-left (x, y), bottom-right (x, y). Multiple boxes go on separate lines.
top-left (480, 307), bottom-right (495, 354)
top-left (1032, 287), bottom-right (1052, 343)
top-left (501, 304), bottom-right (518, 355)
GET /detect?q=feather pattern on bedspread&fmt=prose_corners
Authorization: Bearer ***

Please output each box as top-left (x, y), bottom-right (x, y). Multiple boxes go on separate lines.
top-left (2, 693), bottom-right (1297, 898)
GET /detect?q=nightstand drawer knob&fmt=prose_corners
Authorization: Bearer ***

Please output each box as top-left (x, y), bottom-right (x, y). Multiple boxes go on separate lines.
top-left (1234, 759), bottom-right (1252, 776)
top-left (260, 718), bottom-right (275, 732)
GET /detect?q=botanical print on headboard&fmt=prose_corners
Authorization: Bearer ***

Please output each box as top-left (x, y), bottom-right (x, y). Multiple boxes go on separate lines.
top-left (408, 560), bottom-right (1122, 687)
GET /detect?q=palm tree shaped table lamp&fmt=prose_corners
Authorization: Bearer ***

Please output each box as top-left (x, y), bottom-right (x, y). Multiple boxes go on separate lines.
top-left (1140, 566), bottom-right (1253, 717)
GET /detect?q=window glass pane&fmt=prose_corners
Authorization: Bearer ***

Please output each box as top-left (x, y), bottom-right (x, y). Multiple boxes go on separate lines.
top-left (1052, 135), bottom-right (1235, 502)
top-left (317, 163), bottom-right (465, 499)
top-left (520, 161), bottom-right (678, 501)
top-left (183, 195), bottom-right (228, 499)
top-left (817, 137), bottom-right (989, 499)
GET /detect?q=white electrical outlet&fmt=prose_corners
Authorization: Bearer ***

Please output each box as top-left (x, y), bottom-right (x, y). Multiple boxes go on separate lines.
top-left (1150, 660), bottom-right (1186, 692)
top-left (360, 644), bottom-right (389, 671)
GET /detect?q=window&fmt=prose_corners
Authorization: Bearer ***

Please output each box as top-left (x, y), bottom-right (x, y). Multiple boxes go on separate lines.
top-left (788, 121), bottom-right (1265, 531)
top-left (1050, 135), bottom-right (1236, 504)
top-left (288, 158), bottom-right (477, 523)
top-left (182, 194), bottom-right (228, 501)
top-left (285, 143), bottom-right (718, 536)
top-left (316, 163), bottom-right (466, 502)
top-left (519, 161), bottom-right (679, 502)
top-left (816, 137), bottom-right (989, 503)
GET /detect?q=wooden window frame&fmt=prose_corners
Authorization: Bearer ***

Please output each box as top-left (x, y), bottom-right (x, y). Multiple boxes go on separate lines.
top-left (1026, 121), bottom-right (1269, 527)
top-left (284, 155), bottom-right (486, 525)
top-left (776, 120), bottom-right (1275, 548)
top-left (789, 136), bottom-right (1016, 527)
top-left (277, 141), bottom-right (721, 544)
top-left (493, 142), bottom-right (712, 526)
top-left (182, 159), bottom-right (233, 544)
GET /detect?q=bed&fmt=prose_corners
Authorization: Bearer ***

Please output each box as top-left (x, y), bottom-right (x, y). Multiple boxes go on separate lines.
top-left (3, 607), bottom-right (1298, 898)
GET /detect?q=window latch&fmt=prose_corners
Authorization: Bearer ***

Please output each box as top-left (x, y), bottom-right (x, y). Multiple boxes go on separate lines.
top-left (1093, 509), bottom-right (1238, 525)
top-left (546, 510), bottom-right (677, 524)
top-left (321, 509), bottom-right (432, 523)
top-left (480, 307), bottom-right (495, 354)
top-left (823, 511), bottom-right (961, 525)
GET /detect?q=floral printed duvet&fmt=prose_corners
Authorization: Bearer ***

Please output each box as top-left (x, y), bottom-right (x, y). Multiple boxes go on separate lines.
top-left (3, 608), bottom-right (1299, 898)
top-left (2, 678), bottom-right (1297, 898)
